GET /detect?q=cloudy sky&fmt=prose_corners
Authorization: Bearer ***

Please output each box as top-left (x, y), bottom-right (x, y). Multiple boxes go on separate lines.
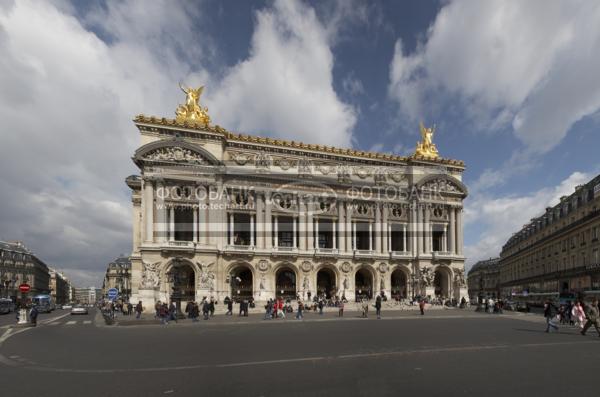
top-left (1, 0), bottom-right (599, 287)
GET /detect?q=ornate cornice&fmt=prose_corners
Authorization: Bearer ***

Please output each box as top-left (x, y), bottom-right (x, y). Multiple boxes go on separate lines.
top-left (133, 114), bottom-right (465, 168)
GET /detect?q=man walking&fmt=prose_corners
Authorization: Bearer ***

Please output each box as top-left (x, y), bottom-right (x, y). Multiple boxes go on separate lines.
top-left (224, 296), bottom-right (233, 316)
top-left (338, 300), bottom-right (344, 317)
top-left (375, 295), bottom-right (382, 319)
top-left (135, 301), bottom-right (143, 319)
top-left (544, 300), bottom-right (558, 333)
top-left (581, 298), bottom-right (600, 337)
top-left (296, 300), bottom-right (304, 320)
top-left (419, 299), bottom-right (425, 316)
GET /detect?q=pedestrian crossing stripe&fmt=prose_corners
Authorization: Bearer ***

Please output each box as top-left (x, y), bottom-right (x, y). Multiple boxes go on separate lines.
top-left (65, 321), bottom-right (77, 325)
top-left (83, 320), bottom-right (92, 324)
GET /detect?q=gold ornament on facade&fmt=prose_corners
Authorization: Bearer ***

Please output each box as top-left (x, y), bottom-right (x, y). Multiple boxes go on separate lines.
top-left (414, 122), bottom-right (439, 158)
top-left (175, 83), bottom-right (211, 126)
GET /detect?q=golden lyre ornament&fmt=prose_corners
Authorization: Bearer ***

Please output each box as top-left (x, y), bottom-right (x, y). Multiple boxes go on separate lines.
top-left (175, 83), bottom-right (211, 125)
top-left (414, 122), bottom-right (439, 158)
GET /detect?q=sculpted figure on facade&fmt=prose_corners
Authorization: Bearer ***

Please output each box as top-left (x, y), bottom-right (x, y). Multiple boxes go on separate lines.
top-left (255, 151), bottom-right (272, 170)
top-left (175, 84), bottom-right (211, 125)
top-left (420, 266), bottom-right (434, 287)
top-left (343, 276), bottom-right (349, 290)
top-left (197, 262), bottom-right (215, 289)
top-left (454, 269), bottom-right (466, 288)
top-left (298, 158), bottom-right (312, 177)
top-left (414, 122), bottom-right (439, 158)
top-left (337, 164), bottom-right (352, 183)
top-left (141, 261), bottom-right (161, 289)
top-left (302, 276), bottom-right (310, 291)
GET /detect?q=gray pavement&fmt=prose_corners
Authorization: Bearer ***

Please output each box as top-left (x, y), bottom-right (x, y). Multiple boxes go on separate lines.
top-left (1, 308), bottom-right (599, 396)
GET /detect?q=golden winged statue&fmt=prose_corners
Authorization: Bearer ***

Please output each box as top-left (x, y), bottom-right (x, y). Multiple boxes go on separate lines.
top-left (414, 121), bottom-right (439, 158)
top-left (175, 83), bottom-right (211, 125)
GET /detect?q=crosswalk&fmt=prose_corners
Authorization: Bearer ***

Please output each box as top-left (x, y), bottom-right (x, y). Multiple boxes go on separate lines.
top-left (47, 319), bottom-right (93, 326)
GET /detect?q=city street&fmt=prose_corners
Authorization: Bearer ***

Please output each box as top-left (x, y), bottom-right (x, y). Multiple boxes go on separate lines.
top-left (1, 308), bottom-right (599, 396)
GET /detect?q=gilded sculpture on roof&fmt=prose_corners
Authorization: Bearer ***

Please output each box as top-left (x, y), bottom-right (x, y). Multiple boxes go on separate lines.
top-left (175, 83), bottom-right (211, 125)
top-left (414, 122), bottom-right (439, 158)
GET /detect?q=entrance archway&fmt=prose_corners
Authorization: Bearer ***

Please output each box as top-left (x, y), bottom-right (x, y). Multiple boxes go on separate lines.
top-left (434, 267), bottom-right (451, 298)
top-left (166, 262), bottom-right (196, 316)
top-left (230, 265), bottom-right (253, 301)
top-left (316, 268), bottom-right (336, 299)
top-left (391, 268), bottom-right (408, 300)
top-left (355, 267), bottom-right (373, 301)
top-left (275, 267), bottom-right (296, 300)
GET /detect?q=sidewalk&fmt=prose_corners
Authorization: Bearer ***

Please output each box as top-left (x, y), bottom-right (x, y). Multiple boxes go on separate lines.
top-left (108, 306), bottom-right (484, 327)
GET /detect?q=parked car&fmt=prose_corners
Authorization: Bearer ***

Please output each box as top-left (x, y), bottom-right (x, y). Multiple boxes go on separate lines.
top-left (71, 305), bottom-right (88, 315)
top-left (516, 302), bottom-right (530, 312)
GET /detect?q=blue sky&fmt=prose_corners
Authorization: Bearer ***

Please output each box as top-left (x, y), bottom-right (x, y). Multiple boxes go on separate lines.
top-left (0, 0), bottom-right (599, 286)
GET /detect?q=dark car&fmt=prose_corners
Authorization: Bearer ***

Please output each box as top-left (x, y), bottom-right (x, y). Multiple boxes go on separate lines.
top-left (516, 302), bottom-right (530, 312)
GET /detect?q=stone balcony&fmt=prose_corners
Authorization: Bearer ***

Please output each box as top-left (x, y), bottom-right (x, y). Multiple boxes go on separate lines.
top-left (224, 244), bottom-right (256, 255)
top-left (354, 249), bottom-right (373, 258)
top-left (314, 247), bottom-right (339, 257)
top-left (432, 251), bottom-right (453, 260)
top-left (390, 250), bottom-right (411, 259)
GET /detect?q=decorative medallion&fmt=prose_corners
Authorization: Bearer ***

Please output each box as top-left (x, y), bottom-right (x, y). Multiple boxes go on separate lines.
top-left (254, 151), bottom-right (272, 169)
top-left (341, 262), bottom-right (352, 273)
top-left (337, 165), bottom-right (352, 183)
top-left (232, 152), bottom-right (249, 165)
top-left (277, 158), bottom-right (292, 170)
top-left (389, 171), bottom-right (406, 183)
top-left (257, 260), bottom-right (270, 272)
top-left (355, 167), bottom-right (370, 179)
top-left (301, 261), bottom-right (313, 273)
top-left (378, 262), bottom-right (389, 273)
top-left (317, 164), bottom-right (332, 175)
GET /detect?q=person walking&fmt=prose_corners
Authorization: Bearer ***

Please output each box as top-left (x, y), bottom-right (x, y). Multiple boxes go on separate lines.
top-left (338, 300), bottom-right (344, 317)
top-left (202, 299), bottom-right (210, 320)
top-left (544, 300), bottom-right (558, 333)
top-left (209, 297), bottom-right (216, 317)
top-left (296, 300), bottom-right (304, 320)
top-left (155, 300), bottom-right (161, 319)
top-left (160, 303), bottom-right (169, 324)
top-left (169, 302), bottom-right (178, 323)
top-left (224, 296), bottom-right (233, 316)
top-left (581, 298), bottom-right (600, 337)
top-left (278, 298), bottom-right (285, 319)
top-left (361, 298), bottom-right (369, 318)
top-left (419, 299), bottom-right (426, 316)
top-left (127, 302), bottom-right (133, 316)
top-left (318, 299), bottom-right (324, 315)
top-left (375, 295), bottom-right (382, 319)
top-left (29, 305), bottom-right (39, 326)
top-left (264, 299), bottom-right (273, 320)
top-left (135, 301), bottom-right (143, 319)
top-left (572, 300), bottom-right (586, 328)
top-left (190, 302), bottom-right (200, 322)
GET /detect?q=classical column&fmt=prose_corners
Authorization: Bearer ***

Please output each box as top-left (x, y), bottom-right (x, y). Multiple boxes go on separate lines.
top-left (337, 201), bottom-right (345, 252)
top-left (352, 221), bottom-right (357, 250)
top-left (292, 216), bottom-right (297, 248)
top-left (156, 180), bottom-right (167, 243)
top-left (387, 224), bottom-right (392, 252)
top-left (424, 206), bottom-right (430, 253)
top-left (449, 207), bottom-right (456, 254)
top-left (256, 192), bottom-right (264, 249)
top-left (199, 185), bottom-right (208, 245)
top-left (229, 213), bottom-right (234, 245)
top-left (307, 198), bottom-right (314, 250)
top-left (456, 208), bottom-right (463, 255)
top-left (169, 206), bottom-right (175, 242)
top-left (216, 182), bottom-right (227, 250)
top-left (369, 222), bottom-right (373, 251)
top-left (443, 224), bottom-right (447, 252)
top-left (375, 204), bottom-right (382, 253)
top-left (403, 224), bottom-right (407, 252)
top-left (382, 204), bottom-right (388, 253)
top-left (345, 202), bottom-right (352, 252)
top-left (314, 218), bottom-right (319, 249)
top-left (143, 179), bottom-right (154, 242)
top-left (274, 215), bottom-right (279, 248)
top-left (250, 214), bottom-right (255, 246)
top-left (416, 204), bottom-right (422, 255)
top-left (193, 207), bottom-right (198, 243)
top-left (265, 191), bottom-right (272, 249)
top-left (333, 219), bottom-right (337, 250)
top-left (298, 197), bottom-right (306, 250)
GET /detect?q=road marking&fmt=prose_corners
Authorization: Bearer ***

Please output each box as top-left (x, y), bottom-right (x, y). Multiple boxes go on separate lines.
top-left (65, 321), bottom-right (77, 325)
top-left (48, 323), bottom-right (60, 326)
top-left (83, 320), bottom-right (92, 325)
top-left (16, 339), bottom-right (600, 374)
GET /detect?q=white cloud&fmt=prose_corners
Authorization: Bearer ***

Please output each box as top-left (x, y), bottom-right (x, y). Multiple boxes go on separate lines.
top-left (208, 0), bottom-right (356, 147)
top-left (389, 0), bottom-right (600, 153)
top-left (464, 171), bottom-right (592, 269)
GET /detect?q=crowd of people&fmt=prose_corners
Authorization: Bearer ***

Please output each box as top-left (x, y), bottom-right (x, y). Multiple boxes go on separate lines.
top-left (543, 298), bottom-right (600, 335)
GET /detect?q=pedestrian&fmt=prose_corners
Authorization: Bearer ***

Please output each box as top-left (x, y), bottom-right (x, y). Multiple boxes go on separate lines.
top-left (544, 300), bottom-right (559, 333)
top-left (296, 300), bottom-right (304, 320)
top-left (239, 298), bottom-right (245, 316)
top-left (191, 302), bottom-right (200, 322)
top-left (264, 299), bottom-right (273, 320)
top-left (135, 301), bottom-right (143, 319)
top-left (361, 298), bottom-right (369, 318)
top-left (318, 299), bottom-right (324, 315)
top-left (29, 305), bottom-right (38, 326)
top-left (572, 300), bottom-right (586, 328)
top-left (419, 299), bottom-right (425, 316)
top-left (155, 300), bottom-right (161, 319)
top-left (581, 298), bottom-right (600, 337)
top-left (307, 291), bottom-right (312, 302)
top-left (169, 302), bottom-right (178, 323)
top-left (160, 303), bottom-right (169, 324)
top-left (338, 300), bottom-right (344, 317)
top-left (375, 295), bottom-right (382, 319)
top-left (202, 299), bottom-right (210, 320)
top-left (127, 302), bottom-right (133, 316)
top-left (209, 297), bottom-right (215, 317)
top-left (224, 296), bottom-right (233, 316)
top-left (278, 298), bottom-right (285, 319)
top-left (272, 298), bottom-right (278, 319)
top-left (185, 301), bottom-right (193, 318)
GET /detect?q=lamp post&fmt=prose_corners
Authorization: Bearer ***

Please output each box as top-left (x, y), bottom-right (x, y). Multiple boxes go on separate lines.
top-left (167, 268), bottom-right (184, 319)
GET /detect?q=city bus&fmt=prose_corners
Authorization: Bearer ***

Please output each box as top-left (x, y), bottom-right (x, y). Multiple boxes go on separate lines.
top-left (32, 294), bottom-right (55, 313)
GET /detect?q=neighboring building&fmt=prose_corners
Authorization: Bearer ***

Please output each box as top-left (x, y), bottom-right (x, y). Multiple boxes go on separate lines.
top-left (49, 269), bottom-right (71, 305)
top-left (102, 255), bottom-right (132, 301)
top-left (499, 174), bottom-right (600, 300)
top-left (467, 258), bottom-right (500, 300)
top-left (127, 86), bottom-right (468, 311)
top-left (73, 287), bottom-right (101, 305)
top-left (0, 240), bottom-right (50, 301)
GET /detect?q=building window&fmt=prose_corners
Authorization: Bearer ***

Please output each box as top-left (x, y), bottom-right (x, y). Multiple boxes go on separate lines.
top-left (174, 207), bottom-right (194, 241)
top-left (390, 224), bottom-right (405, 251)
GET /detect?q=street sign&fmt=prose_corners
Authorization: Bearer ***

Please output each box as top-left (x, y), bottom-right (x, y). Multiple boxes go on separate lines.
top-left (18, 284), bottom-right (30, 293)
top-left (107, 288), bottom-right (119, 300)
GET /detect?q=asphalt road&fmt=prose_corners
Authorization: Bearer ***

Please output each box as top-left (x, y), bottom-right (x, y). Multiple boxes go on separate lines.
top-left (0, 308), bottom-right (71, 327)
top-left (1, 308), bottom-right (599, 397)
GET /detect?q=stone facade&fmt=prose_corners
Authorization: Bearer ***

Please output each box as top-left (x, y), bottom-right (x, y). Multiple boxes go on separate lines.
top-left (101, 255), bottom-right (132, 301)
top-left (49, 269), bottom-right (71, 305)
top-left (499, 174), bottom-right (600, 300)
top-left (467, 258), bottom-right (500, 300)
top-left (126, 113), bottom-right (468, 311)
top-left (0, 240), bottom-right (50, 301)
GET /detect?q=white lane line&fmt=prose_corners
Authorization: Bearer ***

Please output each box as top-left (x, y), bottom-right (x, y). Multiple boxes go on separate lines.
top-left (65, 321), bottom-right (77, 325)
top-left (83, 320), bottom-right (92, 325)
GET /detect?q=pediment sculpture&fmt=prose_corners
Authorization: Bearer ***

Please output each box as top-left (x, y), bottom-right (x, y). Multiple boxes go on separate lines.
top-left (144, 147), bottom-right (205, 164)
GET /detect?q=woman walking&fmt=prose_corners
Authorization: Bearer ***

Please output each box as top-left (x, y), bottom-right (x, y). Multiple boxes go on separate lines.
top-left (296, 300), bottom-right (304, 320)
top-left (572, 300), bottom-right (586, 329)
